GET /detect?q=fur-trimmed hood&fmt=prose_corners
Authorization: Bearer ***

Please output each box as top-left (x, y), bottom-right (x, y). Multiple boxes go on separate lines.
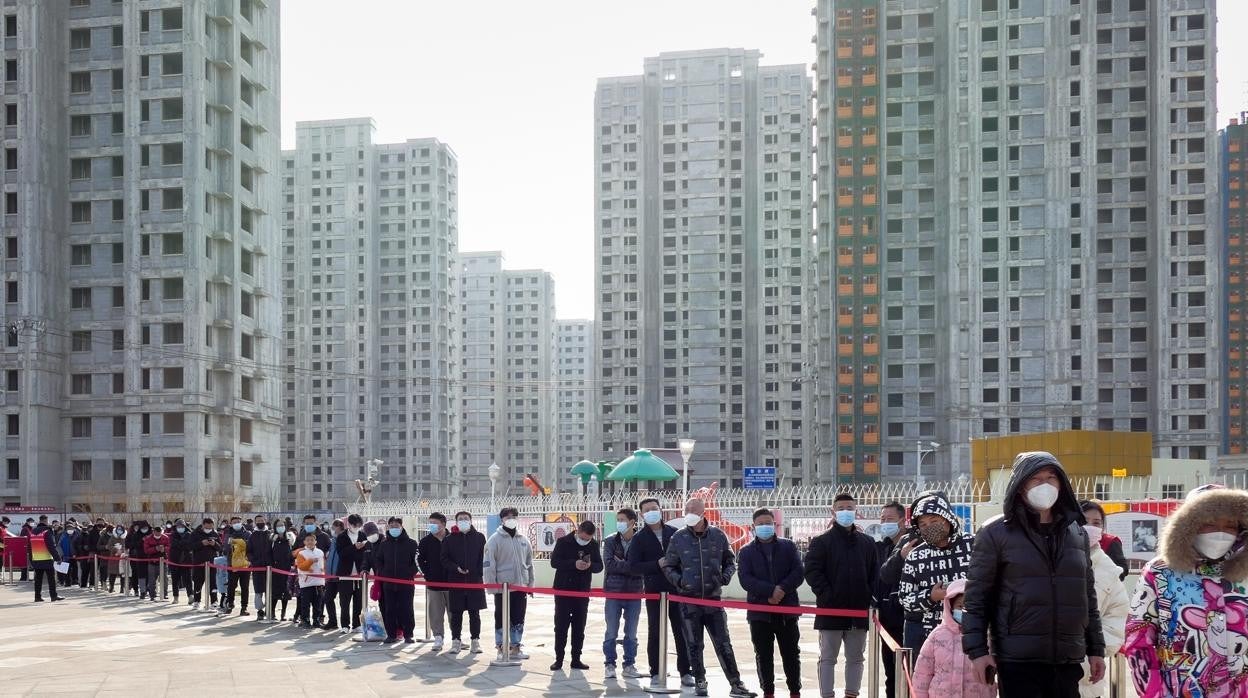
top-left (1159, 487), bottom-right (1248, 581)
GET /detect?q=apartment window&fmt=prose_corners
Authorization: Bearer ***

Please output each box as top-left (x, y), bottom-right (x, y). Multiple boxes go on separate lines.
top-left (163, 412), bottom-right (184, 434)
top-left (70, 71), bottom-right (91, 93)
top-left (239, 419), bottom-right (253, 444)
top-left (164, 456), bottom-right (184, 479)
top-left (112, 459), bottom-right (125, 480)
top-left (70, 244), bottom-right (91, 266)
top-left (70, 115), bottom-right (92, 136)
top-left (163, 367), bottom-right (183, 389)
top-left (162, 97), bottom-right (183, 121)
top-left (71, 460), bottom-right (92, 481)
top-left (161, 53), bottom-right (183, 75)
top-left (162, 7), bottom-right (183, 30)
top-left (162, 277), bottom-right (183, 300)
top-left (70, 287), bottom-right (92, 309)
top-left (240, 460), bottom-right (253, 487)
top-left (72, 330), bottom-right (91, 352)
top-left (71, 416), bottom-right (91, 437)
top-left (113, 416), bottom-right (125, 437)
top-left (71, 201), bottom-right (91, 223)
top-left (162, 322), bottom-right (183, 344)
top-left (71, 374), bottom-right (92, 395)
top-left (162, 187), bottom-right (183, 210)
top-left (70, 28), bottom-right (91, 50)
top-left (7, 458), bottom-right (18, 481)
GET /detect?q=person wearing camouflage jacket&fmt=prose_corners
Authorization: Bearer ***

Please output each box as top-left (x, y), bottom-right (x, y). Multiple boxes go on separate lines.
top-left (661, 499), bottom-right (756, 698)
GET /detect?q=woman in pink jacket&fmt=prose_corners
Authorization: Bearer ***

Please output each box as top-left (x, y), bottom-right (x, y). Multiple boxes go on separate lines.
top-left (912, 578), bottom-right (997, 698)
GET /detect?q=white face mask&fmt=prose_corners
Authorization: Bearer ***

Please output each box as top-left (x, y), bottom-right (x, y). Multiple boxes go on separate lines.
top-left (502, 518), bottom-right (518, 530)
top-left (366, 533), bottom-right (380, 544)
top-left (1025, 482), bottom-right (1060, 511)
top-left (1194, 531), bottom-right (1238, 560)
top-left (1083, 525), bottom-right (1103, 549)
top-left (684, 513), bottom-right (702, 528)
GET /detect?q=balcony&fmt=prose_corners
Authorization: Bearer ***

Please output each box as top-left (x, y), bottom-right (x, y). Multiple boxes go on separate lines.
top-left (838, 373), bottom-right (854, 386)
top-left (862, 281), bottom-right (878, 295)
top-left (838, 282), bottom-right (854, 296)
top-left (838, 252), bottom-right (854, 266)
top-left (862, 311), bottom-right (879, 325)
top-left (839, 432), bottom-right (854, 446)
top-left (838, 311), bottom-right (853, 327)
top-left (863, 401), bottom-right (879, 416)
top-left (862, 250), bottom-right (878, 265)
top-left (863, 371), bottom-right (879, 386)
top-left (838, 342), bottom-right (854, 357)
top-left (838, 402), bottom-right (853, 416)
top-left (837, 135), bottom-right (853, 148)
top-left (863, 340), bottom-right (879, 356)
top-left (863, 431), bottom-right (879, 445)
top-left (838, 224), bottom-right (853, 237)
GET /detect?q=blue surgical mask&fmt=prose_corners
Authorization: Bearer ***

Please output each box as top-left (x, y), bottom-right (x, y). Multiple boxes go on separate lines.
top-left (304, 524), bottom-right (316, 534)
top-left (388, 527), bottom-right (402, 538)
top-left (879, 522), bottom-right (900, 538)
top-left (835, 510), bottom-right (856, 528)
top-left (576, 536), bottom-right (590, 546)
top-left (275, 526), bottom-right (285, 534)
top-left (754, 524), bottom-right (776, 540)
top-left (232, 522), bottom-right (242, 531)
top-left (616, 521), bottom-right (631, 534)
top-left (642, 510), bottom-right (663, 526)
top-left (952, 609), bottom-right (964, 624)
top-left (175, 526), bottom-right (186, 534)
top-left (428, 523), bottom-right (440, 534)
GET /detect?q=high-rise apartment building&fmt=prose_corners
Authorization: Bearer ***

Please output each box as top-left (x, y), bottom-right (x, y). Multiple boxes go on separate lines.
top-left (594, 49), bottom-right (813, 487)
top-left (555, 319), bottom-right (594, 490)
top-left (815, 0), bottom-right (1221, 483)
top-left (281, 119), bottom-right (459, 509)
top-left (0, 0), bottom-right (282, 512)
top-left (1224, 113), bottom-right (1247, 455)
top-left (457, 252), bottom-right (557, 497)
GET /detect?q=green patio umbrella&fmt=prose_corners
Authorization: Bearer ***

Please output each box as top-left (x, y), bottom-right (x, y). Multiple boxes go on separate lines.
top-left (606, 449), bottom-right (679, 483)
top-left (596, 461), bottom-right (615, 481)
top-left (570, 459), bottom-right (599, 485)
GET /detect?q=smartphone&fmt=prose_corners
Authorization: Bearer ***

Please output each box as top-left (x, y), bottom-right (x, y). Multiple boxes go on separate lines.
top-left (985, 667), bottom-right (996, 686)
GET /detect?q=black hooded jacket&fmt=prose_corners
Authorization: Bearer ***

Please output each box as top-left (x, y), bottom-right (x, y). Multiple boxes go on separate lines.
top-left (372, 529), bottom-right (419, 580)
top-left (962, 451), bottom-right (1106, 664)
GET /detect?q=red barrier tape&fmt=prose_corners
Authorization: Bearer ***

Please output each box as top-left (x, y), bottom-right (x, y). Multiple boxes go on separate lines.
top-left (875, 616), bottom-right (903, 653)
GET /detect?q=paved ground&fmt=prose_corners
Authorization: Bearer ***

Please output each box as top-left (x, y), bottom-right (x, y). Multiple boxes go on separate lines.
top-left (0, 580), bottom-right (847, 697)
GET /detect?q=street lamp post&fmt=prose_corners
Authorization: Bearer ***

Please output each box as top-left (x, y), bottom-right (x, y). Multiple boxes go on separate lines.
top-left (916, 440), bottom-right (940, 491)
top-left (488, 462), bottom-right (500, 518)
top-left (677, 438), bottom-right (696, 498)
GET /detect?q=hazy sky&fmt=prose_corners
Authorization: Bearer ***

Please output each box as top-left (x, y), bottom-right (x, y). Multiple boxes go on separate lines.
top-left (281, 1), bottom-right (1248, 321)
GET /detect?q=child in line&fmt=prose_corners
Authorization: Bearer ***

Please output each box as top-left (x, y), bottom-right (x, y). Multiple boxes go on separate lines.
top-left (912, 578), bottom-right (997, 698)
top-left (294, 533), bottom-right (326, 629)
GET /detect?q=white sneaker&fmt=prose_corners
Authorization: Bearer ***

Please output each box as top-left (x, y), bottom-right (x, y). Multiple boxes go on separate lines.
top-left (510, 647), bottom-right (530, 660)
top-left (339, 627), bottom-right (351, 635)
top-left (623, 664), bottom-right (644, 679)
top-left (191, 602), bottom-right (200, 611)
top-left (449, 639), bottom-right (463, 653)
top-left (432, 636), bottom-right (444, 652)
top-left (605, 665), bottom-right (617, 680)
top-left (470, 639), bottom-right (483, 654)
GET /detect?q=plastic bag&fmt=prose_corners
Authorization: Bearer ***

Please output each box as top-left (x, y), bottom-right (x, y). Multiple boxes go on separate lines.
top-left (360, 607), bottom-right (386, 642)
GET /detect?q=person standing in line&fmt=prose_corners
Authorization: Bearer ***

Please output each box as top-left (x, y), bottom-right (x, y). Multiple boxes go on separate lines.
top-left (294, 532), bottom-right (327, 629)
top-left (373, 516), bottom-right (420, 644)
top-left (1080, 500), bottom-right (1129, 580)
top-left (804, 493), bottom-right (878, 698)
top-left (141, 523), bottom-right (170, 601)
top-left (963, 452), bottom-right (1105, 698)
top-left (1124, 484), bottom-right (1248, 696)
top-left (550, 520), bottom-right (603, 671)
top-left (20, 517), bottom-right (36, 581)
top-left (627, 497), bottom-right (694, 689)
top-left (898, 494), bottom-right (975, 654)
top-left (601, 507), bottom-right (645, 681)
top-left (77, 519), bottom-right (101, 589)
top-left (911, 579), bottom-right (995, 698)
top-left (245, 515), bottom-right (274, 619)
top-left (483, 506), bottom-right (534, 661)
top-left (333, 513), bottom-right (367, 633)
top-left (873, 501), bottom-right (907, 698)
top-left (320, 519), bottom-right (346, 631)
top-left (418, 512), bottom-right (452, 650)
top-left (738, 508), bottom-right (804, 698)
top-left (1079, 513), bottom-right (1128, 698)
top-left (168, 520), bottom-right (192, 604)
top-left (441, 511), bottom-right (487, 654)
top-left (54, 521), bottom-right (75, 587)
top-left (188, 518), bottom-right (222, 610)
top-left (28, 516), bottom-right (62, 602)
top-left (662, 498), bottom-right (756, 698)
top-left (125, 521), bottom-right (150, 598)
top-left (268, 519), bottom-right (295, 621)
top-left (223, 516), bottom-right (251, 616)
top-left (99, 522), bottom-right (124, 593)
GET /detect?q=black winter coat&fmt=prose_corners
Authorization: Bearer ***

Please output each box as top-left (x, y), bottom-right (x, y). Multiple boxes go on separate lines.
top-left (333, 530), bottom-right (365, 577)
top-left (737, 537), bottom-right (804, 623)
top-left (372, 531), bottom-right (419, 581)
top-left (873, 535), bottom-right (908, 634)
top-left (169, 529), bottom-right (194, 564)
top-left (246, 528), bottom-right (275, 567)
top-left (440, 528), bottom-right (487, 612)
top-left (962, 452), bottom-right (1106, 664)
top-left (188, 527), bottom-right (222, 564)
top-left (417, 533), bottom-right (448, 583)
top-left (626, 524), bottom-right (679, 594)
top-left (804, 523), bottom-right (879, 630)
top-left (550, 534), bottom-right (603, 592)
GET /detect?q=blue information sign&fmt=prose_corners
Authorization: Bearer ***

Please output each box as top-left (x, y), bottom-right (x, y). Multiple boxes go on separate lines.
top-left (743, 466), bottom-right (777, 490)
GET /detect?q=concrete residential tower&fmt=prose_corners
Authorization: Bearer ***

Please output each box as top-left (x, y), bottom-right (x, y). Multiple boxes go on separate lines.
top-left (457, 252), bottom-right (557, 498)
top-left (556, 319), bottom-right (594, 491)
top-left (1, 0), bottom-right (282, 512)
top-left (594, 49), bottom-right (813, 487)
top-left (281, 119), bottom-right (460, 508)
top-left (1225, 112), bottom-right (1247, 456)
top-left (815, 0), bottom-right (1221, 482)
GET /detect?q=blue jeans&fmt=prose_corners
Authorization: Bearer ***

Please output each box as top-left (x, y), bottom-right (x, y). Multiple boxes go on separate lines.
top-left (603, 598), bottom-right (641, 667)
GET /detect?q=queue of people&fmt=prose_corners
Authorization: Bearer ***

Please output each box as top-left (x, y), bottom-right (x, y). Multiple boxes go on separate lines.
top-left (6, 455), bottom-right (1248, 698)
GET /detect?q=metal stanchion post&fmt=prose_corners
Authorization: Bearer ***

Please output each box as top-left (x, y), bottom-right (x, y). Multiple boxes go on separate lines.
top-left (91, 554), bottom-right (99, 592)
top-left (894, 648), bottom-right (911, 698)
top-left (121, 555), bottom-right (130, 596)
top-left (160, 559), bottom-right (168, 600)
top-left (416, 584), bottom-right (434, 643)
top-left (489, 583), bottom-right (522, 667)
top-left (644, 592), bottom-right (680, 694)
top-left (202, 561), bottom-right (214, 613)
top-left (264, 566), bottom-right (278, 624)
top-left (867, 609), bottom-right (880, 698)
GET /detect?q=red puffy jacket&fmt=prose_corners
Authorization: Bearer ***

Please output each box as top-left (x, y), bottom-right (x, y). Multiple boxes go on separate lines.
top-left (143, 532), bottom-right (170, 559)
